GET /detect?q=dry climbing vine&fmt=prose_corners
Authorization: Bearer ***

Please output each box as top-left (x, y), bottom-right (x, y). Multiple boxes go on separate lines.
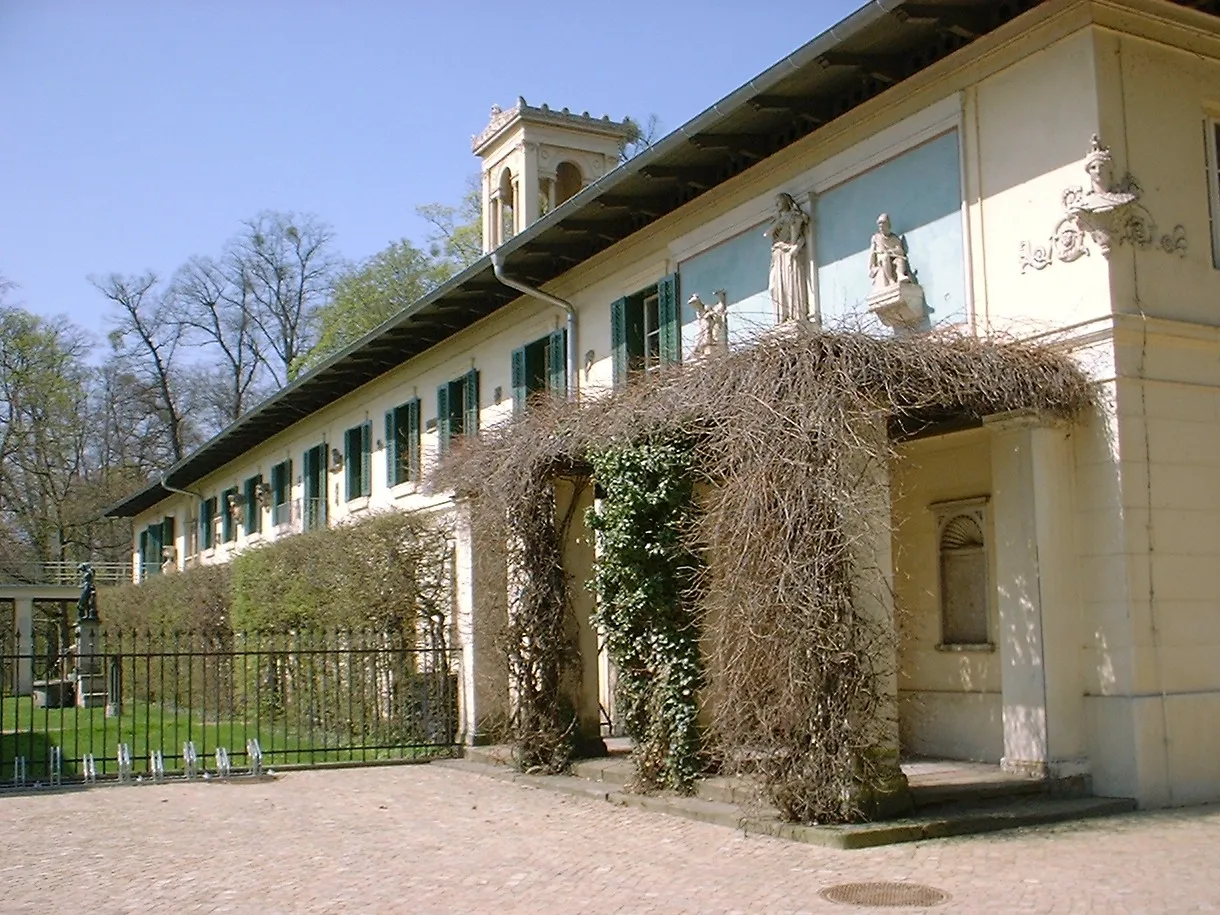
top-left (431, 328), bottom-right (1094, 821)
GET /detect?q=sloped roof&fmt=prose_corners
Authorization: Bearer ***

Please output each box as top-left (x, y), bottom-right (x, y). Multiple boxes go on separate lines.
top-left (106, 0), bottom-right (1220, 517)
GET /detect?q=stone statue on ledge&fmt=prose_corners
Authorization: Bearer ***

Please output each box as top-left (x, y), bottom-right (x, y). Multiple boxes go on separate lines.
top-left (868, 213), bottom-right (913, 290)
top-left (688, 290), bottom-right (728, 359)
top-left (765, 193), bottom-right (810, 324)
top-left (865, 212), bottom-right (926, 330)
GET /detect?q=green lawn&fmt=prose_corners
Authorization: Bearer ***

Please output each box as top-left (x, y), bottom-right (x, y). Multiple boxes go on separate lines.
top-left (0, 698), bottom-right (447, 780)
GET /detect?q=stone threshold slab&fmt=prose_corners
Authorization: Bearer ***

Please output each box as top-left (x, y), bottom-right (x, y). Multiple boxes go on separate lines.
top-left (433, 758), bottom-right (1137, 850)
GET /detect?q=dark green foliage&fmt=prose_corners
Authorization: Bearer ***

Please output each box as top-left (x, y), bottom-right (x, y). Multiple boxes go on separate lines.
top-left (587, 438), bottom-right (702, 793)
top-left (99, 563), bottom-right (232, 634)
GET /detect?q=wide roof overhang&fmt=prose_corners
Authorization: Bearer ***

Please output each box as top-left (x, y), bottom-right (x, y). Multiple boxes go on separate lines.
top-left (106, 0), bottom-right (1220, 518)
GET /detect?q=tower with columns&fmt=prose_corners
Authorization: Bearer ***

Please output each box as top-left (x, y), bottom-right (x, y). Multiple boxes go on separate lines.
top-left (472, 98), bottom-right (634, 253)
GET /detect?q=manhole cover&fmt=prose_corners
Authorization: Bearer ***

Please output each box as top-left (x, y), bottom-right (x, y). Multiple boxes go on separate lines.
top-left (818, 882), bottom-right (950, 908)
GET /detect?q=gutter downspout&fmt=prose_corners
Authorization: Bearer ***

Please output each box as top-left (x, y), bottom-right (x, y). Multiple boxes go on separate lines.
top-left (492, 251), bottom-right (579, 401)
top-left (158, 473), bottom-right (200, 579)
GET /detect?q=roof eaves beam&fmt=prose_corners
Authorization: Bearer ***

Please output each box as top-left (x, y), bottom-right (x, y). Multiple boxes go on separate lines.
top-left (817, 51), bottom-right (907, 84)
top-left (748, 95), bottom-right (837, 126)
top-left (597, 195), bottom-right (662, 218)
top-left (895, 4), bottom-right (993, 39)
top-left (689, 133), bottom-right (773, 161)
top-left (639, 164), bottom-right (722, 190)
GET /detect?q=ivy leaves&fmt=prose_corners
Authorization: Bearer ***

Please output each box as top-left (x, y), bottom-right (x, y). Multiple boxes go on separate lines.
top-left (587, 438), bottom-right (702, 793)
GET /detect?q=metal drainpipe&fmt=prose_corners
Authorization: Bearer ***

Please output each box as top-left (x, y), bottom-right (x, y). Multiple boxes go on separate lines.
top-left (491, 251), bottom-right (579, 400)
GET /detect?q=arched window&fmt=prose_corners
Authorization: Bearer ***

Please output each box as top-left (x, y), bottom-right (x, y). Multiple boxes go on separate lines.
top-left (498, 167), bottom-right (515, 242)
top-left (935, 500), bottom-right (990, 647)
top-left (555, 161), bottom-right (583, 206)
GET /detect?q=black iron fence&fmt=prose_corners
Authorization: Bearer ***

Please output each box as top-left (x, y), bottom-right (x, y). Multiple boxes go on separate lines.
top-left (0, 627), bottom-right (458, 785)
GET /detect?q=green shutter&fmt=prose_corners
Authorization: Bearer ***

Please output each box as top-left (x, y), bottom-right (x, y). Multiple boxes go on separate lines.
top-left (385, 410), bottom-right (397, 486)
top-left (161, 515), bottom-right (175, 554)
top-left (511, 346), bottom-right (527, 416)
top-left (658, 273), bottom-right (680, 366)
top-left (138, 530), bottom-right (148, 573)
top-left (611, 297), bottom-right (628, 388)
top-left (464, 369), bottom-right (480, 439)
top-left (437, 384), bottom-right (450, 455)
top-left (361, 422), bottom-right (371, 496)
top-left (407, 398), bottom-right (421, 481)
top-left (548, 329), bottom-right (567, 399)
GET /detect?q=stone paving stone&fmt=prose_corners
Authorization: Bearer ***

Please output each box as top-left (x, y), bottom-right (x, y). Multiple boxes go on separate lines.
top-left (0, 764), bottom-right (1216, 913)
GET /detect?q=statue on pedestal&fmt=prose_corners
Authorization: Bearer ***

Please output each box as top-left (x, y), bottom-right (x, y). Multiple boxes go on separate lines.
top-left (76, 563), bottom-right (98, 623)
top-left (865, 212), bottom-right (926, 330)
top-left (765, 193), bottom-right (810, 324)
top-left (868, 213), bottom-right (913, 290)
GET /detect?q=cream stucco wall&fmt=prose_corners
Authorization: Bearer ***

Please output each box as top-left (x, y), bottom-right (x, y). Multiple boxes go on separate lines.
top-left (893, 430), bottom-right (1002, 763)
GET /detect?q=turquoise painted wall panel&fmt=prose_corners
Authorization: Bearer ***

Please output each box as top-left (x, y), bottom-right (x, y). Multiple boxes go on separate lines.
top-left (815, 130), bottom-right (965, 328)
top-left (678, 223), bottom-right (773, 357)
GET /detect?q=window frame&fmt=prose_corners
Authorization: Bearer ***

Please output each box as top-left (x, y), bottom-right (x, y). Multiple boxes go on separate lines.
top-left (243, 474), bottom-right (263, 537)
top-left (610, 274), bottom-right (680, 388)
top-left (221, 486), bottom-right (239, 543)
top-left (437, 369), bottom-right (480, 455)
top-left (200, 496), bottom-right (217, 550)
top-left (511, 331), bottom-right (566, 415)
top-left (302, 443), bottom-right (328, 532)
top-left (930, 496), bottom-right (993, 651)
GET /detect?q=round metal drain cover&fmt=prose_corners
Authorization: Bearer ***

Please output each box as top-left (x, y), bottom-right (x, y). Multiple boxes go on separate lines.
top-left (818, 882), bottom-right (949, 908)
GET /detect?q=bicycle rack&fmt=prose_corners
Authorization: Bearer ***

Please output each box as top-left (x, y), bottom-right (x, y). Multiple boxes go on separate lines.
top-left (183, 741), bottom-right (199, 779)
top-left (149, 749), bottom-right (165, 784)
top-left (49, 747), bottom-right (62, 787)
top-left (82, 753), bottom-right (97, 784)
top-left (117, 743), bottom-right (133, 784)
top-left (215, 746), bottom-right (231, 779)
top-left (12, 756), bottom-right (26, 787)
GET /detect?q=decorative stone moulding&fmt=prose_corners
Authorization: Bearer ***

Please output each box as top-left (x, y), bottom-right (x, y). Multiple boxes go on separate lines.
top-left (1019, 134), bottom-right (1188, 272)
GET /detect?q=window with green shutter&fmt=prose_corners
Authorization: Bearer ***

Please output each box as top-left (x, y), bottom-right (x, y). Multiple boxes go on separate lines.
top-left (271, 460), bottom-right (292, 526)
top-left (221, 487), bottom-right (239, 543)
top-left (302, 443), bottom-right (327, 531)
top-left (160, 515), bottom-right (175, 565)
top-left (610, 274), bottom-right (680, 387)
top-left (201, 496), bottom-right (217, 549)
top-left (511, 331), bottom-right (567, 414)
top-left (344, 422), bottom-right (372, 501)
top-left (243, 475), bottom-right (263, 535)
top-left (438, 371), bottom-right (479, 454)
top-left (386, 398), bottom-right (422, 486)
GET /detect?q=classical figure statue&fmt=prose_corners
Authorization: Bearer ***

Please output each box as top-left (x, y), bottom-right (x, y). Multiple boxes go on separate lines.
top-left (76, 563), bottom-right (98, 623)
top-left (765, 193), bottom-right (810, 324)
top-left (868, 213), bottom-right (912, 291)
top-left (688, 290), bottom-right (728, 358)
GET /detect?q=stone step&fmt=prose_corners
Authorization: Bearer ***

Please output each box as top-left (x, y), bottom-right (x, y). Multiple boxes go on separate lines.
top-left (436, 758), bottom-right (1137, 850)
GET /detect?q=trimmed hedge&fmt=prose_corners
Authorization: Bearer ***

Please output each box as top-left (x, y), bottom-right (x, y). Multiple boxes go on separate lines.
top-left (99, 511), bottom-right (451, 636)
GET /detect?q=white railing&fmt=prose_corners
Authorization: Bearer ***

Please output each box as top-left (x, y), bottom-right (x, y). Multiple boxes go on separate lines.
top-left (0, 561), bottom-right (133, 587)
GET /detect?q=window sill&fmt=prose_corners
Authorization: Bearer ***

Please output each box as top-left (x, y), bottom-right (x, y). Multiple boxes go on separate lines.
top-left (347, 496), bottom-right (370, 513)
top-left (935, 642), bottom-right (995, 653)
top-left (391, 482), bottom-right (419, 500)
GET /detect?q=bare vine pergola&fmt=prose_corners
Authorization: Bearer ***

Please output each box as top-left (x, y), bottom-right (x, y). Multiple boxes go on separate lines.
top-left (432, 329), bottom-right (1094, 823)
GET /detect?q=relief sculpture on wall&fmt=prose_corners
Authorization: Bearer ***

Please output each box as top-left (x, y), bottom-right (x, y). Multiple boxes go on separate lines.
top-left (1019, 134), bottom-right (1188, 272)
top-left (866, 213), bottom-right (927, 329)
top-left (765, 193), bottom-right (810, 324)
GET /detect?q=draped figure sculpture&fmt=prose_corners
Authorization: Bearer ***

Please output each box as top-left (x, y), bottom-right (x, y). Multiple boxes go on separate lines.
top-left (765, 193), bottom-right (810, 325)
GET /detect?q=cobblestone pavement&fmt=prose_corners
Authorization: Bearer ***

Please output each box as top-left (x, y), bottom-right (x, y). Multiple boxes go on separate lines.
top-left (1, 764), bottom-right (1217, 914)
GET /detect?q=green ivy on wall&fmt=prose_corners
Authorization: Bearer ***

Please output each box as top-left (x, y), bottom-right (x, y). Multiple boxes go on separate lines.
top-left (586, 437), bottom-right (702, 793)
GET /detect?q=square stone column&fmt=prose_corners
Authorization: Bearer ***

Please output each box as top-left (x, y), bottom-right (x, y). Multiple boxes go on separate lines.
top-left (14, 596), bottom-right (33, 696)
top-left (986, 410), bottom-right (1088, 779)
top-left (554, 477), bottom-right (604, 757)
top-left (848, 421), bottom-right (910, 816)
top-left (453, 502), bottom-right (509, 745)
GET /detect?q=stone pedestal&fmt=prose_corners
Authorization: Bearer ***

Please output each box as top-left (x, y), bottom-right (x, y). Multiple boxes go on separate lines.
top-left (867, 281), bottom-right (926, 330)
top-left (74, 619), bottom-right (109, 709)
top-left (985, 410), bottom-right (1088, 779)
top-left (14, 596), bottom-right (33, 696)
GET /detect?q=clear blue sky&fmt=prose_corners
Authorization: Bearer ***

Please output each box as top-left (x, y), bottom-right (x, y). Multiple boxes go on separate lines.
top-left (1, 1), bottom-right (860, 339)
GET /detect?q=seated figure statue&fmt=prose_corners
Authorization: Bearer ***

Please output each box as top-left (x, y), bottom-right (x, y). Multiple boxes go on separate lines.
top-left (868, 213), bottom-right (912, 291)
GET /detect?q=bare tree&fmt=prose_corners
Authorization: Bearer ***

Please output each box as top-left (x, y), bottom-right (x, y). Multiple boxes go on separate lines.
top-left (173, 254), bottom-right (266, 426)
top-left (232, 212), bottom-right (337, 386)
top-left (93, 272), bottom-right (192, 462)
